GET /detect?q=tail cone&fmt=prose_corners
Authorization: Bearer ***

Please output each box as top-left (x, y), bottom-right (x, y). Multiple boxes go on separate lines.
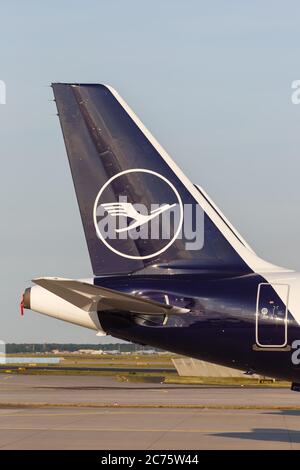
top-left (20, 288), bottom-right (31, 315)
top-left (20, 296), bottom-right (24, 316)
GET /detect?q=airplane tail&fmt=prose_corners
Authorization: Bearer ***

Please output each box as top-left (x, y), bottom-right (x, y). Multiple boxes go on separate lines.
top-left (52, 83), bottom-right (284, 276)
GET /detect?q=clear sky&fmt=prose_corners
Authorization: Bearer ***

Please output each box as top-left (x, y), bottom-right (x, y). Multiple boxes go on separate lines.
top-left (1, 1), bottom-right (300, 343)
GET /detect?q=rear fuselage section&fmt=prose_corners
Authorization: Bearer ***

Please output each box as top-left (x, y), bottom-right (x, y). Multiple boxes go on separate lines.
top-left (95, 272), bottom-right (300, 381)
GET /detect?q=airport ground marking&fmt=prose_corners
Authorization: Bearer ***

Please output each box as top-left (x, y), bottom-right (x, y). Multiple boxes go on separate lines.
top-left (1, 402), bottom-right (300, 410)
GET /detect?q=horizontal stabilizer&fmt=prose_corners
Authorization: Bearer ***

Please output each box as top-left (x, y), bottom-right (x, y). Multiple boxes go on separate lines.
top-left (33, 278), bottom-right (189, 316)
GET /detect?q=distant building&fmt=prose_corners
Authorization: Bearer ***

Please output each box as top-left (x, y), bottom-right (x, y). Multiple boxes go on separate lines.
top-left (76, 349), bottom-right (105, 355)
top-left (135, 349), bottom-right (157, 355)
top-left (0, 357), bottom-right (61, 365)
top-left (51, 350), bottom-right (71, 355)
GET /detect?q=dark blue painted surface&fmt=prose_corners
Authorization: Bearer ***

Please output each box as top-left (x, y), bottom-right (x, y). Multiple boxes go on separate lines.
top-left (52, 83), bottom-right (251, 276)
top-left (95, 274), bottom-right (300, 382)
top-left (52, 83), bottom-right (300, 383)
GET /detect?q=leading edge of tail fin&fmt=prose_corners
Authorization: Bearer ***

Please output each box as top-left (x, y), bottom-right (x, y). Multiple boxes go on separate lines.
top-left (52, 83), bottom-right (286, 276)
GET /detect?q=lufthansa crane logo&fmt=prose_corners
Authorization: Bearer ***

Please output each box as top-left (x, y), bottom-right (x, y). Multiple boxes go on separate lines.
top-left (93, 169), bottom-right (183, 260)
top-left (101, 202), bottom-right (177, 233)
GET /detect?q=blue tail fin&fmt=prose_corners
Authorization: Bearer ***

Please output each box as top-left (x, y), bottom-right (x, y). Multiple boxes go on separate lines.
top-left (52, 83), bottom-right (259, 276)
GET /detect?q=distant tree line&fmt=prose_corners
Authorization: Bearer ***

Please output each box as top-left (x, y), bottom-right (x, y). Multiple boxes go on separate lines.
top-left (5, 343), bottom-right (161, 354)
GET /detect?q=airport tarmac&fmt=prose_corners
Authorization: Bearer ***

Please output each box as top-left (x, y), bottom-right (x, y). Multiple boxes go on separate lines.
top-left (0, 374), bottom-right (300, 449)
